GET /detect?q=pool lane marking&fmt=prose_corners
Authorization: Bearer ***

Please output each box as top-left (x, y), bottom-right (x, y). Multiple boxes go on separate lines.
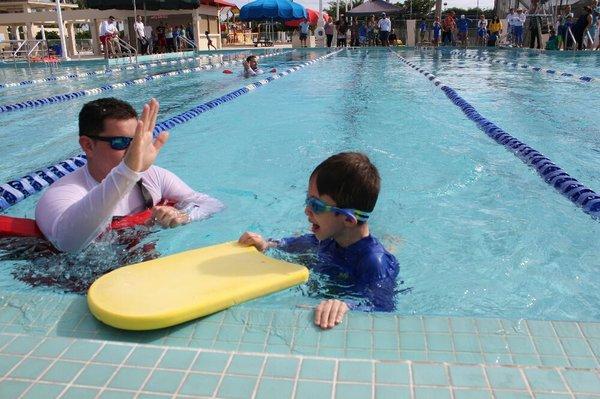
top-left (390, 49), bottom-right (600, 219)
top-left (0, 49), bottom-right (344, 212)
top-left (449, 50), bottom-right (596, 83)
top-left (0, 49), bottom-right (286, 90)
top-left (0, 51), bottom-right (294, 114)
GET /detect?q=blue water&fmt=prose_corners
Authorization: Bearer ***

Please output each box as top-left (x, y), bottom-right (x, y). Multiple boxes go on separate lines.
top-left (1, 48), bottom-right (599, 322)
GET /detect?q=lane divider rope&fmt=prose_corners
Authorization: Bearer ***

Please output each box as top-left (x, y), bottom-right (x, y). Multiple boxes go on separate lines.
top-left (0, 49), bottom-right (286, 90)
top-left (391, 50), bottom-right (600, 218)
top-left (0, 51), bottom-right (293, 114)
top-left (449, 50), bottom-right (595, 83)
top-left (0, 49), bottom-right (343, 212)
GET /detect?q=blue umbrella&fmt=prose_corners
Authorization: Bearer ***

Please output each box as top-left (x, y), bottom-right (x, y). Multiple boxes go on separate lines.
top-left (239, 0), bottom-right (307, 21)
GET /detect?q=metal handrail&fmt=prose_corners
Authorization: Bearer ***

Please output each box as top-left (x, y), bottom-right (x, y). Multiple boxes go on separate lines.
top-left (176, 35), bottom-right (196, 50)
top-left (26, 40), bottom-right (46, 59)
top-left (566, 27), bottom-right (577, 51)
top-left (116, 36), bottom-right (137, 63)
top-left (586, 30), bottom-right (594, 48)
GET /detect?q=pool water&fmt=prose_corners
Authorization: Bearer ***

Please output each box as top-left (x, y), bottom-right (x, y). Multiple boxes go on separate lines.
top-left (1, 48), bottom-right (599, 322)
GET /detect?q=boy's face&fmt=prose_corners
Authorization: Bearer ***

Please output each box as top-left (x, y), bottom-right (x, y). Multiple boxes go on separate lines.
top-left (248, 58), bottom-right (258, 69)
top-left (305, 177), bottom-right (353, 241)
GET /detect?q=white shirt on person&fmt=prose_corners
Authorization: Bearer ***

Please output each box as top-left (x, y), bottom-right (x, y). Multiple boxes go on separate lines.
top-left (378, 18), bottom-right (391, 32)
top-left (144, 25), bottom-right (153, 39)
top-left (512, 13), bottom-right (526, 27)
top-left (100, 20), bottom-right (118, 37)
top-left (506, 13), bottom-right (515, 26)
top-left (35, 162), bottom-right (223, 252)
top-left (134, 21), bottom-right (145, 38)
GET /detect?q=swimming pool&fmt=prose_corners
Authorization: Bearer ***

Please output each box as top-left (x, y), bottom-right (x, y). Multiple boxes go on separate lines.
top-left (0, 47), bottom-right (599, 324)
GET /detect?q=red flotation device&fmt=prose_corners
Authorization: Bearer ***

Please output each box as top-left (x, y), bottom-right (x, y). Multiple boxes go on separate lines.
top-left (223, 69), bottom-right (233, 74)
top-left (270, 68), bottom-right (277, 73)
top-left (0, 201), bottom-right (172, 239)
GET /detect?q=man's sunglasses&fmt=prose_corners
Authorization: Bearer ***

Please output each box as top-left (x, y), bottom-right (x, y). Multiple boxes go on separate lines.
top-left (305, 196), bottom-right (370, 222)
top-left (88, 136), bottom-right (133, 150)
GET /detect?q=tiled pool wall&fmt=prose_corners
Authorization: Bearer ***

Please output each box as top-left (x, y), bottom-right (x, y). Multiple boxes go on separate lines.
top-left (0, 292), bottom-right (599, 398)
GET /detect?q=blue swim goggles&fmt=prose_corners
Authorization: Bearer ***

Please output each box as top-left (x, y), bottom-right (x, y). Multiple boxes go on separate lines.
top-left (88, 136), bottom-right (133, 150)
top-left (305, 196), bottom-right (370, 222)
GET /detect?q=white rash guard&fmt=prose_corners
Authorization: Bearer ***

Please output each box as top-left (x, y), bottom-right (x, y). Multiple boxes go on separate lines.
top-left (35, 161), bottom-right (224, 252)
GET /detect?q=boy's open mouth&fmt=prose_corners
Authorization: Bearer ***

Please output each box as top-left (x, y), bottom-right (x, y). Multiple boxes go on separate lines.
top-left (309, 220), bottom-right (320, 233)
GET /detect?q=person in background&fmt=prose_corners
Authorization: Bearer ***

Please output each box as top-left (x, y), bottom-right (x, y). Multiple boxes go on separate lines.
top-left (156, 23), bottom-right (166, 53)
top-left (358, 19), bottom-right (368, 46)
top-left (134, 15), bottom-right (148, 55)
top-left (172, 25), bottom-right (181, 51)
top-left (432, 16), bottom-right (442, 47)
top-left (388, 28), bottom-right (398, 45)
top-left (165, 24), bottom-right (175, 52)
top-left (35, 97), bottom-right (223, 253)
top-left (144, 23), bottom-right (154, 54)
top-left (418, 18), bottom-right (427, 43)
top-left (488, 15), bottom-right (502, 46)
top-left (299, 18), bottom-right (310, 47)
top-left (589, 0), bottom-right (598, 49)
top-left (324, 19), bottom-right (334, 47)
top-left (572, 6), bottom-right (593, 50)
top-left (529, 15), bottom-right (543, 49)
top-left (506, 8), bottom-right (516, 44)
top-left (564, 14), bottom-right (574, 49)
top-left (378, 12), bottom-right (392, 46)
top-left (442, 11), bottom-right (456, 45)
top-left (456, 15), bottom-right (471, 47)
top-left (186, 23), bottom-right (194, 43)
top-left (477, 14), bottom-right (488, 46)
top-left (99, 16), bottom-right (120, 59)
top-left (511, 8), bottom-right (527, 47)
top-left (205, 31), bottom-right (217, 50)
top-left (368, 14), bottom-right (377, 45)
top-left (545, 27), bottom-right (559, 50)
top-left (336, 17), bottom-right (348, 47)
top-left (239, 153), bottom-right (400, 330)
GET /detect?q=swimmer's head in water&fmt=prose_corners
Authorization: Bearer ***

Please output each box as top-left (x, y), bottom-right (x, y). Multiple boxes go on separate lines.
top-left (309, 152), bottom-right (380, 223)
top-left (246, 55), bottom-right (258, 70)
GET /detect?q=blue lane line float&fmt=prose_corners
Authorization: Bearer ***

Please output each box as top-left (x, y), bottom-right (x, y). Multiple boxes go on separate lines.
top-left (0, 49), bottom-right (287, 90)
top-left (449, 50), bottom-right (596, 83)
top-left (0, 51), bottom-right (293, 114)
top-left (0, 49), bottom-right (344, 212)
top-left (390, 50), bottom-right (600, 218)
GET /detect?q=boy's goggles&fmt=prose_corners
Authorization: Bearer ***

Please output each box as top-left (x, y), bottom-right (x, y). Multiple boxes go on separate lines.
top-left (305, 196), bottom-right (370, 222)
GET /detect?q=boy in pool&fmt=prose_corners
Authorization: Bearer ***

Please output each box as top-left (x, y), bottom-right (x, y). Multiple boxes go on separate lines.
top-left (239, 152), bottom-right (400, 330)
top-left (242, 55), bottom-right (262, 78)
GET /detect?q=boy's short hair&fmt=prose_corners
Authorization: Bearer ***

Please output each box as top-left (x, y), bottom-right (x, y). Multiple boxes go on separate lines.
top-left (79, 98), bottom-right (137, 137)
top-left (310, 152), bottom-right (380, 213)
top-left (205, 30), bottom-right (209, 35)
top-left (246, 55), bottom-right (257, 62)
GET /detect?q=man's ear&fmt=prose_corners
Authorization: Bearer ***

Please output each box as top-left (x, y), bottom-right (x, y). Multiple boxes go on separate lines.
top-left (79, 136), bottom-right (94, 158)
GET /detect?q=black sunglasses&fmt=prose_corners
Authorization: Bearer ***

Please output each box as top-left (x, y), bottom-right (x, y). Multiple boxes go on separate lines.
top-left (88, 136), bottom-right (133, 150)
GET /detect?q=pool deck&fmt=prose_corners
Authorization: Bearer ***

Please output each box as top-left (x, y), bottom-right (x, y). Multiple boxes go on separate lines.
top-left (0, 291), bottom-right (598, 398)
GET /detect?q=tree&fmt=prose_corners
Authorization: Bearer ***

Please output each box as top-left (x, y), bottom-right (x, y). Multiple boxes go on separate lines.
top-left (324, 0), bottom-right (364, 20)
top-left (397, 0), bottom-right (436, 18)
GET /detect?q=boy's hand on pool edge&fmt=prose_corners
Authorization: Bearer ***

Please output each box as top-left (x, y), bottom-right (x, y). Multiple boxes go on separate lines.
top-left (315, 299), bottom-right (348, 329)
top-left (238, 232), bottom-right (270, 252)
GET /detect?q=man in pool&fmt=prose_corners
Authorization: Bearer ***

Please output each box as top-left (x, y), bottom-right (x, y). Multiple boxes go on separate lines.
top-left (239, 152), bottom-right (400, 330)
top-left (35, 97), bottom-right (223, 252)
top-left (242, 55), bottom-right (263, 78)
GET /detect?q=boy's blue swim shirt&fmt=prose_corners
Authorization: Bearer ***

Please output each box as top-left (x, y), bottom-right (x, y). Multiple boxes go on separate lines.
top-left (274, 234), bottom-right (400, 311)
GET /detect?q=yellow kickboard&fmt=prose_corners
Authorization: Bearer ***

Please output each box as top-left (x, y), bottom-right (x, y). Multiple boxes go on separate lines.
top-left (87, 241), bottom-right (309, 330)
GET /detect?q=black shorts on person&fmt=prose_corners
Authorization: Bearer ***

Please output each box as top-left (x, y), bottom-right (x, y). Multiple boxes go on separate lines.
top-left (300, 33), bottom-right (307, 40)
top-left (379, 31), bottom-right (390, 41)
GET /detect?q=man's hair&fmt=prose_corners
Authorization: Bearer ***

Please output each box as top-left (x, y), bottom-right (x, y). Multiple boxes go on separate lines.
top-left (109, 15), bottom-right (115, 20)
top-left (205, 30), bottom-right (209, 35)
top-left (310, 152), bottom-right (380, 214)
top-left (79, 98), bottom-right (137, 137)
top-left (246, 55), bottom-right (257, 62)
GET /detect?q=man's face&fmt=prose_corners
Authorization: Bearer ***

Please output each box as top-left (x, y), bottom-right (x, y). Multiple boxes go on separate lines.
top-left (109, 18), bottom-right (115, 24)
top-left (137, 16), bottom-right (142, 22)
top-left (248, 58), bottom-right (257, 69)
top-left (80, 117), bottom-right (137, 181)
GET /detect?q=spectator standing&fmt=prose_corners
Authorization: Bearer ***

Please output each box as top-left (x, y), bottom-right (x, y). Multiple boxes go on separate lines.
top-left (457, 15), bottom-right (471, 47)
top-left (418, 18), bottom-right (427, 43)
top-left (506, 8), bottom-right (515, 43)
top-left (477, 14), bottom-right (488, 46)
top-left (299, 19), bottom-right (310, 47)
top-left (512, 8), bottom-right (526, 47)
top-left (156, 23), bottom-right (166, 53)
top-left (368, 14), bottom-right (377, 45)
top-left (144, 24), bottom-right (154, 54)
top-left (165, 24), bottom-right (175, 52)
top-left (488, 15), bottom-right (502, 46)
top-left (336, 18), bottom-right (347, 47)
top-left (324, 19), bottom-right (334, 47)
top-left (442, 11), bottom-right (456, 45)
top-left (432, 16), bottom-right (442, 46)
top-left (134, 15), bottom-right (148, 55)
top-left (589, 0), bottom-right (598, 48)
top-left (529, 15), bottom-right (543, 49)
top-left (99, 16), bottom-right (120, 58)
top-left (572, 6), bottom-right (593, 50)
top-left (378, 12), bottom-right (391, 46)
top-left (186, 23), bottom-right (194, 42)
